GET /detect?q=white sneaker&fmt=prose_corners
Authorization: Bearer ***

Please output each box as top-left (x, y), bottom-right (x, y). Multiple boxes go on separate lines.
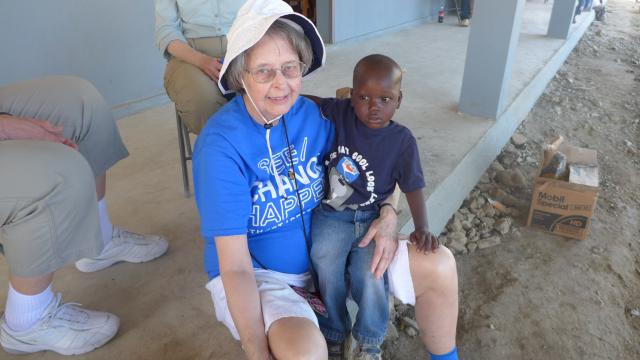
top-left (459, 19), bottom-right (470, 27)
top-left (75, 226), bottom-right (169, 273)
top-left (0, 294), bottom-right (119, 355)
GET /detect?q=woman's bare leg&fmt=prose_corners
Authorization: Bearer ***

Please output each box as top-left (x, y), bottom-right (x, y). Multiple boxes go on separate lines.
top-left (268, 317), bottom-right (327, 360)
top-left (409, 245), bottom-right (458, 355)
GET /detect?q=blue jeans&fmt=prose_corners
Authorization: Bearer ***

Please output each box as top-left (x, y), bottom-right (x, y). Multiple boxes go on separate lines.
top-left (460, 0), bottom-right (472, 20)
top-left (310, 206), bottom-right (389, 348)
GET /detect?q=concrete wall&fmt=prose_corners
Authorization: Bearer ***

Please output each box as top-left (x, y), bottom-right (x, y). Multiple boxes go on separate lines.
top-left (0, 0), bottom-right (166, 118)
top-left (319, 0), bottom-right (439, 43)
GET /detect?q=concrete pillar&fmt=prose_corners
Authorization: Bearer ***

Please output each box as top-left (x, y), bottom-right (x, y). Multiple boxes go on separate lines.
top-left (458, 0), bottom-right (526, 118)
top-left (547, 0), bottom-right (577, 39)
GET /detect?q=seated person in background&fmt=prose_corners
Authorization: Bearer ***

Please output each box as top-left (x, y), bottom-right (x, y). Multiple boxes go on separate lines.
top-left (154, 0), bottom-right (245, 133)
top-left (0, 76), bottom-right (167, 355)
top-left (306, 54), bottom-right (448, 360)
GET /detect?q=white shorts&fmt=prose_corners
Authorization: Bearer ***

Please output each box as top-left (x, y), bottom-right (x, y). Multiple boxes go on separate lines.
top-left (206, 240), bottom-right (416, 340)
top-left (206, 269), bottom-right (319, 340)
top-left (388, 240), bottom-right (416, 306)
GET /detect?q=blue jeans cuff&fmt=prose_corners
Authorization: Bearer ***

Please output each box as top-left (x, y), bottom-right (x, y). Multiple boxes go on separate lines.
top-left (320, 327), bottom-right (347, 343)
top-left (352, 332), bottom-right (385, 347)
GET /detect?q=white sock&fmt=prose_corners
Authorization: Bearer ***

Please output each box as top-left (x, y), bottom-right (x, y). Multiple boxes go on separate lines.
top-left (4, 283), bottom-right (54, 332)
top-left (98, 198), bottom-right (113, 247)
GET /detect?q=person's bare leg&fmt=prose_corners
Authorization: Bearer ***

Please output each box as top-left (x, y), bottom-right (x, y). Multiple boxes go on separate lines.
top-left (8, 273), bottom-right (53, 296)
top-left (268, 317), bottom-right (327, 360)
top-left (95, 174), bottom-right (106, 201)
top-left (409, 245), bottom-right (458, 355)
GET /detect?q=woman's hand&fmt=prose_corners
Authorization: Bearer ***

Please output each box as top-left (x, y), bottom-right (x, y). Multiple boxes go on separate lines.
top-left (358, 205), bottom-right (399, 279)
top-left (167, 40), bottom-right (223, 81)
top-left (196, 54), bottom-right (223, 82)
top-left (0, 115), bottom-right (77, 149)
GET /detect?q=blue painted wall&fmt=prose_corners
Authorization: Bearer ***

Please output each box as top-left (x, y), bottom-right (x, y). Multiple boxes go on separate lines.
top-left (0, 0), bottom-right (165, 115)
top-left (329, 0), bottom-right (439, 43)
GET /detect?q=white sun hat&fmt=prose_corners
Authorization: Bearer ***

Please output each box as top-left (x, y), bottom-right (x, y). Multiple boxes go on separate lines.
top-left (218, 0), bottom-right (326, 94)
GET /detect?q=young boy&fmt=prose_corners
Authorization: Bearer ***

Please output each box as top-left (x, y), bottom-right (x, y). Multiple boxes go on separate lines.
top-left (309, 54), bottom-right (440, 360)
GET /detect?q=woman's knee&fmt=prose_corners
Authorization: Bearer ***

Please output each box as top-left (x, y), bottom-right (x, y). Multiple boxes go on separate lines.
top-left (410, 245), bottom-right (458, 295)
top-left (268, 317), bottom-right (327, 360)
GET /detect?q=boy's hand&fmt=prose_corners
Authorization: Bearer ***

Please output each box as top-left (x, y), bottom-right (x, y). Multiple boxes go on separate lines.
top-left (410, 228), bottom-right (440, 253)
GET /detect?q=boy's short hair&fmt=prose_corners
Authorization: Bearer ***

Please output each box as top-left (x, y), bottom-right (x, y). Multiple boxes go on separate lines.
top-left (352, 54), bottom-right (403, 87)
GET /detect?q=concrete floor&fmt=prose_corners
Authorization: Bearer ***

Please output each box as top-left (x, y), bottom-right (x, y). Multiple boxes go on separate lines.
top-left (0, 1), bottom-right (593, 359)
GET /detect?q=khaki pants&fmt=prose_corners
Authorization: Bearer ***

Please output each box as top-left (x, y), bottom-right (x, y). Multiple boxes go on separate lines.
top-left (0, 141), bottom-right (102, 277)
top-left (0, 76), bottom-right (129, 177)
top-left (164, 36), bottom-right (229, 134)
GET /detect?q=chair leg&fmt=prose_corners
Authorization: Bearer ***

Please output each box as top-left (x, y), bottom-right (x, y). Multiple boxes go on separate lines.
top-left (176, 109), bottom-right (191, 197)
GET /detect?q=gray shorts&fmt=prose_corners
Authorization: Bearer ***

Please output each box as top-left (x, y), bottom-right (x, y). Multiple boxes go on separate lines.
top-left (0, 141), bottom-right (103, 277)
top-left (0, 76), bottom-right (129, 177)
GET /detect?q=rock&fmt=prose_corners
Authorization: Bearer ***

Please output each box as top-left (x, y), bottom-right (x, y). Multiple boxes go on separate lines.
top-left (467, 242), bottom-right (478, 253)
top-left (495, 217), bottom-right (513, 235)
top-left (482, 203), bottom-right (497, 218)
top-left (477, 236), bottom-right (501, 249)
top-left (631, 309), bottom-right (640, 317)
top-left (481, 217), bottom-right (496, 227)
top-left (479, 172), bottom-right (491, 184)
top-left (489, 323), bottom-right (496, 330)
top-left (495, 169), bottom-right (527, 189)
top-left (469, 198), bottom-right (480, 210)
top-left (505, 143), bottom-right (518, 154)
top-left (448, 219), bottom-right (463, 233)
top-left (510, 133), bottom-right (528, 148)
top-left (499, 152), bottom-right (518, 167)
top-left (386, 322), bottom-right (399, 341)
top-left (404, 326), bottom-right (418, 337)
top-left (401, 316), bottom-right (419, 330)
top-left (447, 232), bottom-right (468, 252)
top-left (490, 188), bottom-right (529, 208)
top-left (490, 161), bottom-right (505, 172)
top-left (461, 220), bottom-right (473, 232)
top-left (477, 183), bottom-right (493, 192)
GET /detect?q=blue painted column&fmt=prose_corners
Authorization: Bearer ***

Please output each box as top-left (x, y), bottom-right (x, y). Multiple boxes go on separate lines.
top-left (547, 0), bottom-right (577, 39)
top-left (458, 0), bottom-right (526, 118)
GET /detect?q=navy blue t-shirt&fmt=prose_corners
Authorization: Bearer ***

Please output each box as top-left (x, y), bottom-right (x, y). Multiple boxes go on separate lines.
top-left (319, 98), bottom-right (425, 211)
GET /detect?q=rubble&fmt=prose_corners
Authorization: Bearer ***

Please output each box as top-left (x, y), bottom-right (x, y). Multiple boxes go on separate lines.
top-left (442, 137), bottom-right (531, 255)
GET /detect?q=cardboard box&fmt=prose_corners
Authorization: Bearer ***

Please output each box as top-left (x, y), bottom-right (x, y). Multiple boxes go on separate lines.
top-left (527, 137), bottom-right (600, 240)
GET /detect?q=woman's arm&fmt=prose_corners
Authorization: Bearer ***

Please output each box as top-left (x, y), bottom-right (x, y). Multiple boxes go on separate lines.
top-left (0, 114), bottom-right (77, 148)
top-left (215, 235), bottom-right (270, 360)
top-left (153, 0), bottom-right (222, 81)
top-left (358, 184), bottom-right (401, 279)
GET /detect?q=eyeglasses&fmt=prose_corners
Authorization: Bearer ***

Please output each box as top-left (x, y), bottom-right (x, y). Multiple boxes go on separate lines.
top-left (246, 61), bottom-right (308, 83)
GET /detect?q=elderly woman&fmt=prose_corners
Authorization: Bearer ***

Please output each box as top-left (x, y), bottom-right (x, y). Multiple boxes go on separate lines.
top-left (193, 1), bottom-right (459, 360)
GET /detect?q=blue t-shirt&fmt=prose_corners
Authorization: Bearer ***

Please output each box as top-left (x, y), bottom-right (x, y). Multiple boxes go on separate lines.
top-left (319, 98), bottom-right (425, 211)
top-left (193, 95), bottom-right (334, 279)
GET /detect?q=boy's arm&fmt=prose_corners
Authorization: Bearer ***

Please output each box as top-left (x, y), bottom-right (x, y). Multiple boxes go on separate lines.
top-left (302, 94), bottom-right (323, 105)
top-left (406, 188), bottom-right (440, 253)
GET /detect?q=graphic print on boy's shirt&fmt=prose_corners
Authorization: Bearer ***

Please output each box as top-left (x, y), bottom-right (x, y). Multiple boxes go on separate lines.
top-left (320, 98), bottom-right (426, 211)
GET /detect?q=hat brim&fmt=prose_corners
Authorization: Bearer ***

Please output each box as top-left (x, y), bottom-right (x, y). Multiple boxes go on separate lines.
top-left (219, 13), bottom-right (325, 94)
